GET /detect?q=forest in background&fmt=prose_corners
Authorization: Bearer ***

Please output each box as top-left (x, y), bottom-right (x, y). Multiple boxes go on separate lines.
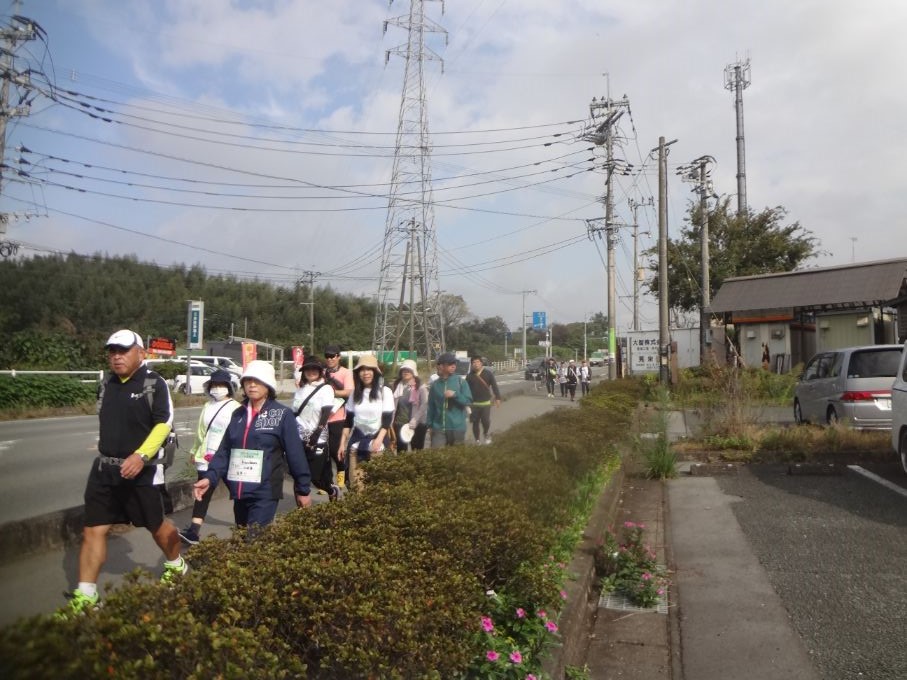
top-left (0, 254), bottom-right (607, 369)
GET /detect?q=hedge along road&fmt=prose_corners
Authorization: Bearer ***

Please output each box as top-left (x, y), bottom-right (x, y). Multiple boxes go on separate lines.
top-left (0, 375), bottom-right (561, 525)
top-left (0, 388), bottom-right (577, 625)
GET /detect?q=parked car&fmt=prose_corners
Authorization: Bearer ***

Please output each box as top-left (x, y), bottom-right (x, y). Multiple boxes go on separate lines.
top-left (177, 355), bottom-right (243, 377)
top-left (793, 344), bottom-right (902, 430)
top-left (890, 341), bottom-right (907, 474)
top-left (524, 358), bottom-right (546, 381)
top-left (172, 362), bottom-right (218, 395)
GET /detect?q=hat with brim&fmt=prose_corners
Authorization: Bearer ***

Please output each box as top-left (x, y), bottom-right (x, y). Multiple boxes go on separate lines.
top-left (204, 369), bottom-right (235, 395)
top-left (398, 359), bottom-right (418, 375)
top-left (301, 355), bottom-right (325, 372)
top-left (399, 423), bottom-right (414, 444)
top-left (241, 359), bottom-right (277, 393)
top-left (436, 352), bottom-right (457, 365)
top-left (354, 354), bottom-right (382, 375)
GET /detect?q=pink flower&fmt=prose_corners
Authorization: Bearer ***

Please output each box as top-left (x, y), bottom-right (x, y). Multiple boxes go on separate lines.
top-left (515, 608), bottom-right (526, 618)
top-left (641, 572), bottom-right (652, 581)
top-left (623, 521), bottom-right (636, 528)
top-left (536, 609), bottom-right (547, 619)
top-left (509, 650), bottom-right (523, 664)
top-left (560, 589), bottom-right (568, 600)
top-left (657, 588), bottom-right (666, 596)
top-left (486, 650), bottom-right (499, 662)
top-left (545, 621), bottom-right (559, 633)
top-left (526, 675), bottom-right (538, 680)
top-left (481, 616), bottom-right (494, 632)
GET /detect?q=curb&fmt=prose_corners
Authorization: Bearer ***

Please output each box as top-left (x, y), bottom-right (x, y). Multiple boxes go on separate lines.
top-left (543, 465), bottom-right (625, 677)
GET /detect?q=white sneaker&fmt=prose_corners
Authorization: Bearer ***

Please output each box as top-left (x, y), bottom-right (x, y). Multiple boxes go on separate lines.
top-left (484, 437), bottom-right (492, 445)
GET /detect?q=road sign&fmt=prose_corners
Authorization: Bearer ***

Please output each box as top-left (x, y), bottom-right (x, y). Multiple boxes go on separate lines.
top-left (187, 300), bottom-right (204, 350)
top-left (532, 311), bottom-right (547, 330)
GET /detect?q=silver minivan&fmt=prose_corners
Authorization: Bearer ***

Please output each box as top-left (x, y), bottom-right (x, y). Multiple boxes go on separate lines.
top-left (794, 344), bottom-right (903, 430)
top-left (890, 341), bottom-right (907, 474)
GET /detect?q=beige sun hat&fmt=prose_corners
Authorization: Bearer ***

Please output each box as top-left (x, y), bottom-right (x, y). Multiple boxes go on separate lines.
top-left (354, 354), bottom-right (382, 375)
top-left (399, 359), bottom-right (418, 375)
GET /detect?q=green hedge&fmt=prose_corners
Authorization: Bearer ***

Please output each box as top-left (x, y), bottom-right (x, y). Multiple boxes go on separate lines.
top-left (0, 375), bottom-right (98, 409)
top-left (0, 380), bottom-right (641, 678)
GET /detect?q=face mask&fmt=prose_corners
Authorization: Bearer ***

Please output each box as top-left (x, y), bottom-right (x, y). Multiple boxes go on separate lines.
top-left (209, 386), bottom-right (229, 400)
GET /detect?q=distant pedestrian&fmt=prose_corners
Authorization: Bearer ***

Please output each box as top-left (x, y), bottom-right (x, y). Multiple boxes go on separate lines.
top-left (558, 361), bottom-right (568, 397)
top-left (426, 352), bottom-right (473, 447)
top-left (579, 359), bottom-right (592, 396)
top-left (566, 359), bottom-right (579, 401)
top-left (465, 353), bottom-right (501, 444)
top-left (391, 359), bottom-right (428, 451)
top-left (337, 355), bottom-right (395, 490)
top-left (292, 355), bottom-right (339, 500)
top-left (178, 369), bottom-right (241, 545)
top-left (323, 344), bottom-right (353, 490)
top-left (545, 358), bottom-right (557, 398)
top-left (193, 360), bottom-right (312, 534)
top-left (60, 330), bottom-right (185, 617)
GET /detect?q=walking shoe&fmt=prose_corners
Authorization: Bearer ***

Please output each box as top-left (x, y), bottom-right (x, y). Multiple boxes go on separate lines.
top-left (484, 436), bottom-right (493, 445)
top-left (56, 589), bottom-right (99, 619)
top-left (317, 488), bottom-right (327, 495)
top-left (178, 524), bottom-right (200, 545)
top-left (160, 556), bottom-right (188, 584)
top-left (328, 484), bottom-right (341, 502)
top-left (336, 470), bottom-right (345, 488)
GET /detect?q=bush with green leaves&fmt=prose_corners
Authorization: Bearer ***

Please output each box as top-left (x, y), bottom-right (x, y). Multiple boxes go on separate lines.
top-left (0, 380), bottom-right (642, 678)
top-left (597, 521), bottom-right (668, 609)
top-left (0, 374), bottom-right (98, 409)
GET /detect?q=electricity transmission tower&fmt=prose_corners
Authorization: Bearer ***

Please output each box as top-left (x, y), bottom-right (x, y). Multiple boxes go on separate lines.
top-left (724, 57), bottom-right (751, 216)
top-left (373, 0), bottom-right (447, 364)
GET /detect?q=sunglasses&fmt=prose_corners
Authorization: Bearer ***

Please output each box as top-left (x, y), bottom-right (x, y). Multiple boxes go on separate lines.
top-left (324, 353), bottom-right (339, 359)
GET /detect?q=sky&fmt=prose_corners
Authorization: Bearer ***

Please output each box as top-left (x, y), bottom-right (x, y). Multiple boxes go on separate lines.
top-left (2, 0), bottom-right (905, 342)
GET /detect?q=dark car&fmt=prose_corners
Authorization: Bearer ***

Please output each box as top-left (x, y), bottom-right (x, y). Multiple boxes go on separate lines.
top-left (524, 358), bottom-right (545, 381)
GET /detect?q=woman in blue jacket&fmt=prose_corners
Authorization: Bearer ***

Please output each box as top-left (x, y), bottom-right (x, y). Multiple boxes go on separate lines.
top-left (194, 360), bottom-right (311, 530)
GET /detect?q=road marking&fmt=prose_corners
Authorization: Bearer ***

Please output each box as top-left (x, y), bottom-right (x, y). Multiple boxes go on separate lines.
top-left (0, 440), bottom-right (19, 455)
top-left (847, 465), bottom-right (907, 499)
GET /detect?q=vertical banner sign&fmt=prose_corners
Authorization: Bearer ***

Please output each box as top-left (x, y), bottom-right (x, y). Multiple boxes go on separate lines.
top-left (241, 342), bottom-right (257, 371)
top-left (187, 300), bottom-right (204, 350)
top-left (292, 346), bottom-right (305, 370)
top-left (532, 311), bottom-right (547, 330)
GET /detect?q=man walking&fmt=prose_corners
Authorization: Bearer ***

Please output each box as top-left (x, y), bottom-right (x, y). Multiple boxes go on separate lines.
top-left (426, 353), bottom-right (472, 448)
top-left (465, 353), bottom-right (501, 444)
top-left (61, 330), bottom-right (185, 616)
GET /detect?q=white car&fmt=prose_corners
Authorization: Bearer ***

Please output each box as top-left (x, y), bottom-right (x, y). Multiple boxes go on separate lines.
top-left (890, 341), bottom-right (907, 474)
top-left (172, 362), bottom-right (218, 395)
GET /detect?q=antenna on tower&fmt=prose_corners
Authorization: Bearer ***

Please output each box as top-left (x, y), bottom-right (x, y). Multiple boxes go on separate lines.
top-left (374, 0), bottom-right (447, 367)
top-left (724, 56), bottom-right (751, 217)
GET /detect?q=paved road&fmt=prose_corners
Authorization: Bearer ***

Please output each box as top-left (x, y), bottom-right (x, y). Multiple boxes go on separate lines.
top-left (673, 461), bottom-right (907, 680)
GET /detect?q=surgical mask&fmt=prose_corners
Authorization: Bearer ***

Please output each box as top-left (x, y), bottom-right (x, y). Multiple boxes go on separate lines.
top-left (209, 386), bottom-right (229, 400)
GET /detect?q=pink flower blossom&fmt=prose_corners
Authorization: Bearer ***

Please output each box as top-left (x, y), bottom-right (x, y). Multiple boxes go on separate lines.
top-left (560, 589), bottom-right (568, 600)
top-left (515, 608), bottom-right (526, 619)
top-left (641, 572), bottom-right (652, 581)
top-left (623, 521), bottom-right (637, 528)
top-left (536, 610), bottom-right (547, 619)
top-left (481, 616), bottom-right (494, 632)
top-left (510, 650), bottom-right (523, 664)
top-left (526, 675), bottom-right (537, 680)
top-left (545, 621), bottom-right (559, 633)
top-left (657, 588), bottom-right (666, 596)
top-left (486, 650), bottom-right (500, 662)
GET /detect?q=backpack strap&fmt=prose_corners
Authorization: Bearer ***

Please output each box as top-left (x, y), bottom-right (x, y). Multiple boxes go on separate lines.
top-left (295, 382), bottom-right (328, 417)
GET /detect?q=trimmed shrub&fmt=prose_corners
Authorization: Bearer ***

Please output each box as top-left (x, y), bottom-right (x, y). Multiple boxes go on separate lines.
top-left (0, 375), bottom-right (97, 409)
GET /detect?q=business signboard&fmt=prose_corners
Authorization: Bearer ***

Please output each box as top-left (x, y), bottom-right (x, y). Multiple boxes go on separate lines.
top-left (627, 330), bottom-right (660, 374)
top-left (187, 300), bottom-right (204, 350)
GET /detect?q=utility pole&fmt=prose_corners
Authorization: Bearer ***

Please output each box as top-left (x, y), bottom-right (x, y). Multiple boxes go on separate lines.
top-left (724, 57), bottom-right (751, 216)
top-left (297, 271), bottom-right (318, 357)
top-left (654, 137), bottom-right (677, 385)
top-left (627, 197), bottom-right (653, 332)
top-left (0, 8), bottom-right (36, 256)
top-left (521, 289), bottom-right (536, 366)
top-left (677, 155), bottom-right (716, 366)
top-left (583, 93), bottom-right (631, 379)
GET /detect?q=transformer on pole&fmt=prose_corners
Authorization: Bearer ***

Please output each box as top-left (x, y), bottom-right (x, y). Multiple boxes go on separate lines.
top-left (373, 0), bottom-right (447, 365)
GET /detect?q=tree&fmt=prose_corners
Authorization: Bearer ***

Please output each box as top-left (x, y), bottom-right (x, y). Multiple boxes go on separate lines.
top-left (645, 198), bottom-right (820, 313)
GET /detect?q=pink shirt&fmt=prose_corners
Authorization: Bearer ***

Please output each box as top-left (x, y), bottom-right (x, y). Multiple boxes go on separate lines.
top-left (326, 365), bottom-right (354, 423)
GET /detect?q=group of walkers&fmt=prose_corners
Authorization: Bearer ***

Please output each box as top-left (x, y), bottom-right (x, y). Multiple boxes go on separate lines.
top-left (541, 357), bottom-right (592, 401)
top-left (62, 331), bottom-right (503, 616)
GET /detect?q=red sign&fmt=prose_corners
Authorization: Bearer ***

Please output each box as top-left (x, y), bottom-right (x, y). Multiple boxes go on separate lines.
top-left (241, 342), bottom-right (257, 370)
top-left (148, 337), bottom-right (176, 356)
top-left (292, 346), bottom-right (305, 369)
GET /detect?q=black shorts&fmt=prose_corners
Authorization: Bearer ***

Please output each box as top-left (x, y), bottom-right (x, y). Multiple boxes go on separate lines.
top-left (84, 468), bottom-right (166, 531)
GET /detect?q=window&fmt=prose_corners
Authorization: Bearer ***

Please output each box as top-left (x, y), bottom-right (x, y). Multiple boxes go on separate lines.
top-left (847, 349), bottom-right (901, 378)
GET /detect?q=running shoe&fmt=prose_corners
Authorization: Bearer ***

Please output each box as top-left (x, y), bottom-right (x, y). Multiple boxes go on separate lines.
top-left (178, 525), bottom-right (200, 545)
top-left (56, 589), bottom-right (99, 619)
top-left (160, 556), bottom-right (188, 584)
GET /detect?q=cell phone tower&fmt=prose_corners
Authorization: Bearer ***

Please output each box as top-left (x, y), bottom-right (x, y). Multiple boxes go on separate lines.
top-left (724, 57), bottom-right (751, 216)
top-left (373, 0), bottom-right (447, 364)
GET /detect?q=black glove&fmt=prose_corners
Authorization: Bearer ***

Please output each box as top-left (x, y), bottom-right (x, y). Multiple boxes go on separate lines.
top-left (307, 427), bottom-right (323, 449)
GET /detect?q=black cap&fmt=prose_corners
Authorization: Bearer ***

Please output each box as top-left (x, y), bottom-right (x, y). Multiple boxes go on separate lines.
top-left (301, 355), bottom-right (325, 371)
top-left (324, 344), bottom-right (341, 355)
top-left (436, 352), bottom-right (457, 365)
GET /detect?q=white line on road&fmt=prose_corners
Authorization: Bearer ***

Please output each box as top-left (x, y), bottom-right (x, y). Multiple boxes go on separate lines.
top-left (847, 465), bottom-right (907, 499)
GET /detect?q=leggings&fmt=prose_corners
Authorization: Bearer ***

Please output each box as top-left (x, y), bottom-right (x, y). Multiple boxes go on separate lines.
top-left (470, 405), bottom-right (492, 439)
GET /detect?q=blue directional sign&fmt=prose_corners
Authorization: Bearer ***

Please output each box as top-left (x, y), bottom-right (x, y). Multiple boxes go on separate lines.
top-left (532, 311), bottom-right (547, 330)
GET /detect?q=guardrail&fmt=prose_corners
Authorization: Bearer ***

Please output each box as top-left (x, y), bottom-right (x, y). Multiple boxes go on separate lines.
top-left (0, 370), bottom-right (105, 383)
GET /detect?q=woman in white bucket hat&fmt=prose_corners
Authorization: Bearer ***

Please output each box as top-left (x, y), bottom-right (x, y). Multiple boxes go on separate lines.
top-left (391, 359), bottom-right (428, 451)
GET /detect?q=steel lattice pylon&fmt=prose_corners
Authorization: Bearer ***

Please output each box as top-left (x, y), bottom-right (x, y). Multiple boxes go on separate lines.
top-left (373, 0), bottom-right (446, 364)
